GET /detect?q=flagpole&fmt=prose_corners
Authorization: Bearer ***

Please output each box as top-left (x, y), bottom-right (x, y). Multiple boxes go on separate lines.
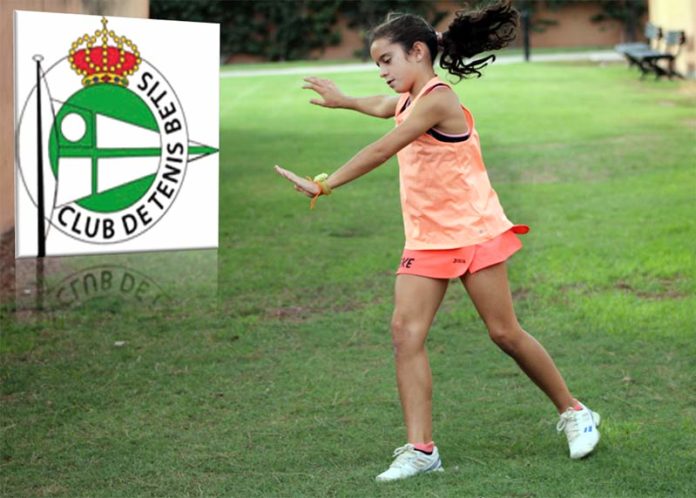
top-left (33, 54), bottom-right (46, 259)
top-left (33, 55), bottom-right (46, 310)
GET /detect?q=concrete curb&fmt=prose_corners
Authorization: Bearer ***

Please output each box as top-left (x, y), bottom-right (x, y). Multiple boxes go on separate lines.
top-left (220, 50), bottom-right (624, 78)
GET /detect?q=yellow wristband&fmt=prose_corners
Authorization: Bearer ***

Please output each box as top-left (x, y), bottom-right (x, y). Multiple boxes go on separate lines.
top-left (312, 173), bottom-right (332, 195)
top-left (305, 173), bottom-right (332, 209)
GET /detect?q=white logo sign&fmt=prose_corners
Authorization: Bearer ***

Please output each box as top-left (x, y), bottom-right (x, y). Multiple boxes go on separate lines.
top-left (15, 11), bottom-right (219, 257)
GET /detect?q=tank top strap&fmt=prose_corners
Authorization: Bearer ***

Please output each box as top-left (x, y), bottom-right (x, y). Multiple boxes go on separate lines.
top-left (396, 77), bottom-right (451, 118)
top-left (395, 93), bottom-right (411, 118)
top-left (422, 81), bottom-right (451, 98)
top-left (415, 77), bottom-right (450, 102)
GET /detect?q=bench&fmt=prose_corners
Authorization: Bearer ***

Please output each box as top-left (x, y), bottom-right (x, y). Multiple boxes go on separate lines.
top-left (626, 30), bottom-right (687, 80)
top-left (615, 22), bottom-right (662, 69)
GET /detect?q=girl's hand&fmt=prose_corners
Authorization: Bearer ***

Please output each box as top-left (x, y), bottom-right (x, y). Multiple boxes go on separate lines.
top-left (274, 165), bottom-right (320, 198)
top-left (303, 76), bottom-right (347, 108)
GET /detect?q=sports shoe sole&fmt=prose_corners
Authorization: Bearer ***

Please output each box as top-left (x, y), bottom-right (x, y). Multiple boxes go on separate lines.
top-left (375, 460), bottom-right (444, 482)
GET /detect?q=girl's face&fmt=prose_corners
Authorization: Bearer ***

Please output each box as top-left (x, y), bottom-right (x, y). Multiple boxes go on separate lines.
top-left (370, 37), bottom-right (420, 94)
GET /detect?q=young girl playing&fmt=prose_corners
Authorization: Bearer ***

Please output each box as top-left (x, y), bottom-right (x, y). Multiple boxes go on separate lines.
top-left (274, 0), bottom-right (600, 482)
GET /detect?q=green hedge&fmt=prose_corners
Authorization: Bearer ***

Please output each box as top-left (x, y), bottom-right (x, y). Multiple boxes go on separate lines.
top-left (150, 0), bottom-right (647, 62)
top-left (150, 0), bottom-right (444, 61)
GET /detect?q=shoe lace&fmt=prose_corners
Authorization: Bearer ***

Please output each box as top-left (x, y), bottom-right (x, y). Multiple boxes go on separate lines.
top-left (389, 444), bottom-right (417, 469)
top-left (556, 408), bottom-right (580, 441)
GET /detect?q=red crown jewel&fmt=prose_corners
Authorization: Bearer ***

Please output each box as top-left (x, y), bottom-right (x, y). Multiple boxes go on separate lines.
top-left (68, 17), bottom-right (141, 87)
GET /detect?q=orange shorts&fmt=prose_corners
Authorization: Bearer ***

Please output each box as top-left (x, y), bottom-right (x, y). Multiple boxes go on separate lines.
top-left (396, 226), bottom-right (529, 279)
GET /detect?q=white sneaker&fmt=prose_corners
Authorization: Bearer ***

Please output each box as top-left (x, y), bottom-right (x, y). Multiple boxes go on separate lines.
top-left (556, 402), bottom-right (601, 459)
top-left (375, 443), bottom-right (444, 482)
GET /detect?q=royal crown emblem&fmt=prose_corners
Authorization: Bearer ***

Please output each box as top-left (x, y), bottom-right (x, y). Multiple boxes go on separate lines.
top-left (68, 17), bottom-right (141, 87)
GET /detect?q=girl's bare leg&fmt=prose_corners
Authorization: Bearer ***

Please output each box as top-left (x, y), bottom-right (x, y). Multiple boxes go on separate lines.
top-left (392, 274), bottom-right (449, 443)
top-left (460, 262), bottom-right (575, 413)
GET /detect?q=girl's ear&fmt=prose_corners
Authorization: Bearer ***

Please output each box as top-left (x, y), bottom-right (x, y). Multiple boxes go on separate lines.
top-left (410, 41), bottom-right (428, 62)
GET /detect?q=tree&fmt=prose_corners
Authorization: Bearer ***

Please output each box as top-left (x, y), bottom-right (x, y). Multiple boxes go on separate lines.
top-left (150, 0), bottom-right (343, 62)
top-left (338, 0), bottom-right (447, 60)
top-left (591, 0), bottom-right (648, 42)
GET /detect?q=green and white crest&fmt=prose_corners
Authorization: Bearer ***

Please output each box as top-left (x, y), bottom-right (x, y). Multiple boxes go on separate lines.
top-left (15, 12), bottom-right (219, 257)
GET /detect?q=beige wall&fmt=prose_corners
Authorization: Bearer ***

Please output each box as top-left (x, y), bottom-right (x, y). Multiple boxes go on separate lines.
top-left (0, 0), bottom-right (148, 239)
top-left (649, 0), bottom-right (696, 78)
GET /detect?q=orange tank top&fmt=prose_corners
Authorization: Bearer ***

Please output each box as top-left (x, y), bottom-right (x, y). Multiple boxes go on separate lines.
top-left (395, 76), bottom-right (517, 250)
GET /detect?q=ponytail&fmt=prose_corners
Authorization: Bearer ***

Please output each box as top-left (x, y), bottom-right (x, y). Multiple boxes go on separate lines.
top-left (440, 0), bottom-right (519, 79)
top-left (369, 1), bottom-right (519, 82)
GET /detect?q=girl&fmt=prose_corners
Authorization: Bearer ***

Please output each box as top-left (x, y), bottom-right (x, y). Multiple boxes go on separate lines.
top-left (274, 0), bottom-right (600, 482)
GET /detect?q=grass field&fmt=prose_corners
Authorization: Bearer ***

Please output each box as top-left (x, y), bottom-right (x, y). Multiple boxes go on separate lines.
top-left (2, 60), bottom-right (696, 497)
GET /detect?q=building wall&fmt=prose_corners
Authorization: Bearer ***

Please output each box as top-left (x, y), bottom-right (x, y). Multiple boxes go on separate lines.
top-left (433, 0), bottom-right (625, 49)
top-left (0, 0), bottom-right (148, 239)
top-left (649, 0), bottom-right (696, 78)
top-left (520, 1), bottom-right (625, 48)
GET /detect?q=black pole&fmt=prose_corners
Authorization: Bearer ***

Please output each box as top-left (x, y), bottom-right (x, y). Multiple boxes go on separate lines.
top-left (522, 9), bottom-right (530, 62)
top-left (34, 54), bottom-right (46, 258)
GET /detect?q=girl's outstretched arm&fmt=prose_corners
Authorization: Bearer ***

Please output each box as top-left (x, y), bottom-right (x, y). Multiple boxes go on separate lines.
top-left (276, 88), bottom-right (456, 198)
top-left (303, 76), bottom-right (398, 118)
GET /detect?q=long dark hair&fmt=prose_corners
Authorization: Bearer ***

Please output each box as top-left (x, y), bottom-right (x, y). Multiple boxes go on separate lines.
top-left (369, 1), bottom-right (519, 80)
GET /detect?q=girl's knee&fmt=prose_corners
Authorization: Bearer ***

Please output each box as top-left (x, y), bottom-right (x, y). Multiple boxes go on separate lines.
top-left (391, 316), bottom-right (426, 357)
top-left (488, 323), bottom-right (525, 353)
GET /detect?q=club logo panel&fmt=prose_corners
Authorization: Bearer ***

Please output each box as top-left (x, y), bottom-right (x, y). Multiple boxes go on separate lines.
top-left (15, 12), bottom-right (219, 257)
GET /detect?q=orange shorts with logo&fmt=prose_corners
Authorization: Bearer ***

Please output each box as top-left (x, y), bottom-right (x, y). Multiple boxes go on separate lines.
top-left (396, 226), bottom-right (529, 279)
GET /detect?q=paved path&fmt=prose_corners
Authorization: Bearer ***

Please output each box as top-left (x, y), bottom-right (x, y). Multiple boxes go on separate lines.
top-left (221, 50), bottom-right (623, 78)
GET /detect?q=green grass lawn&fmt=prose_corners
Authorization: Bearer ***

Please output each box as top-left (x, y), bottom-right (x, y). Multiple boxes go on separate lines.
top-left (2, 61), bottom-right (695, 497)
